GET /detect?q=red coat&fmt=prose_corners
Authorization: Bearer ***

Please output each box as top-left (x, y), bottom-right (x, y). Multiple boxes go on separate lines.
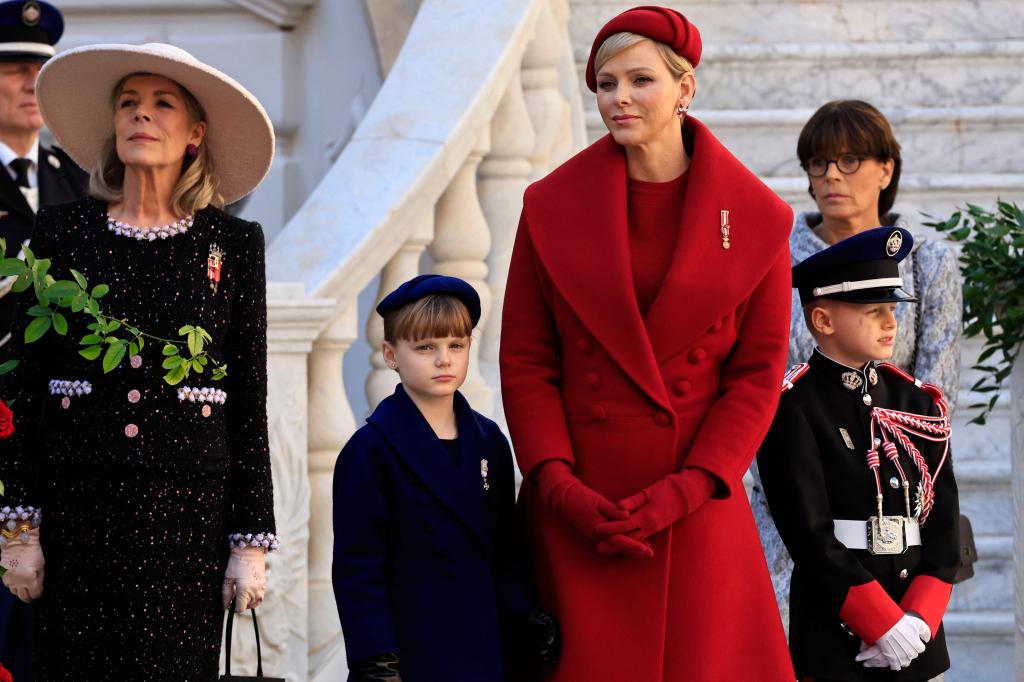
top-left (500, 117), bottom-right (796, 681)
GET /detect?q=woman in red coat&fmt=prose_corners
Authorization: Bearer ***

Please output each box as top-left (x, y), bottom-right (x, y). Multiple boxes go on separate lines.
top-left (500, 7), bottom-right (796, 681)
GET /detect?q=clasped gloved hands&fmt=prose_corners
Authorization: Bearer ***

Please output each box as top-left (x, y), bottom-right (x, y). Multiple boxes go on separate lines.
top-left (594, 468), bottom-right (715, 556)
top-left (855, 613), bottom-right (930, 670)
top-left (1, 527), bottom-right (44, 602)
top-left (222, 546), bottom-right (266, 612)
top-left (532, 460), bottom-right (651, 557)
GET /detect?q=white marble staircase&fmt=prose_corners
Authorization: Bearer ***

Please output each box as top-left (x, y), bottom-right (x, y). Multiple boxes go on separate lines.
top-left (566, 1), bottom-right (1021, 679)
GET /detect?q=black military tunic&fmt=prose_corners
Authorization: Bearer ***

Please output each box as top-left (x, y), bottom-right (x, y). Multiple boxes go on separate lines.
top-left (0, 197), bottom-right (275, 681)
top-left (0, 144), bottom-right (88, 346)
top-left (757, 349), bottom-right (960, 682)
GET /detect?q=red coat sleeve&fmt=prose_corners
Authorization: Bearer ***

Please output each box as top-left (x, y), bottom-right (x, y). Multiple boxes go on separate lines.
top-left (499, 214), bottom-right (575, 478)
top-left (684, 247), bottom-right (792, 495)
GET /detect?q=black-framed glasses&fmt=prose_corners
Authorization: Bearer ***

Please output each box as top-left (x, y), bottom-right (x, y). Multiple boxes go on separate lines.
top-left (803, 154), bottom-right (864, 177)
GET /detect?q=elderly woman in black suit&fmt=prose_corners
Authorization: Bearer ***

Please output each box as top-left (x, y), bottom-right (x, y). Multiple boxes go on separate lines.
top-left (0, 43), bottom-right (277, 680)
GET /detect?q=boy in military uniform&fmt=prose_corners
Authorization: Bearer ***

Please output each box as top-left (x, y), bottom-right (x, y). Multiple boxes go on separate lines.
top-left (332, 275), bottom-right (558, 681)
top-left (758, 227), bottom-right (960, 682)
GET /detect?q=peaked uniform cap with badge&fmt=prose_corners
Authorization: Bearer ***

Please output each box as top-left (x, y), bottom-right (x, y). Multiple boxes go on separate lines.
top-left (376, 274), bottom-right (482, 328)
top-left (35, 42), bottom-right (274, 205)
top-left (0, 1), bottom-right (62, 63)
top-left (792, 226), bottom-right (917, 305)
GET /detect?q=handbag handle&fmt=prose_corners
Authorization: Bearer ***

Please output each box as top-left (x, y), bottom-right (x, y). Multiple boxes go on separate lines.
top-left (223, 600), bottom-right (266, 677)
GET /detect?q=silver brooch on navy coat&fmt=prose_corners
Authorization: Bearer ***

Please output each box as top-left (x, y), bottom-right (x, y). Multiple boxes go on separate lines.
top-left (480, 459), bottom-right (490, 491)
top-left (207, 243), bottom-right (224, 294)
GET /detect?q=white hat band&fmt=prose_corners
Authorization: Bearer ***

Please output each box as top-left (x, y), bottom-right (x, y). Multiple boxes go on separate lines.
top-left (812, 277), bottom-right (905, 297)
top-left (0, 42), bottom-right (55, 56)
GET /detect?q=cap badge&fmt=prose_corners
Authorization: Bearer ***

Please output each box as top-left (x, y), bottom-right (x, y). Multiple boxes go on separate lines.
top-left (885, 230), bottom-right (902, 257)
top-left (841, 371), bottom-right (863, 391)
top-left (21, 1), bottom-right (41, 27)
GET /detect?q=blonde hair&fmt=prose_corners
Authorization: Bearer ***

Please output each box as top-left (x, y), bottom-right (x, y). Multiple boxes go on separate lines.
top-left (89, 72), bottom-right (223, 216)
top-left (382, 295), bottom-right (474, 343)
top-left (594, 32), bottom-right (695, 84)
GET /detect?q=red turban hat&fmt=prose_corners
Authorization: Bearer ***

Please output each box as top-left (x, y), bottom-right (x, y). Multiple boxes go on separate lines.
top-left (584, 5), bottom-right (702, 92)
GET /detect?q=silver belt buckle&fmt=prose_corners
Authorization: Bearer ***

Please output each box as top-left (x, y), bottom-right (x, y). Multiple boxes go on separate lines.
top-left (867, 515), bottom-right (907, 555)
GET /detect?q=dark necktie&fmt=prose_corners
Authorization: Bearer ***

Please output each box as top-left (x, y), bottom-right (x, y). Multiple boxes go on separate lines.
top-left (9, 158), bottom-right (32, 189)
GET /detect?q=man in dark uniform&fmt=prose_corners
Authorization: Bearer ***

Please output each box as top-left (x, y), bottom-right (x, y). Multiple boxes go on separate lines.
top-left (757, 227), bottom-right (960, 682)
top-left (0, 0), bottom-right (86, 349)
top-left (0, 3), bottom-right (85, 676)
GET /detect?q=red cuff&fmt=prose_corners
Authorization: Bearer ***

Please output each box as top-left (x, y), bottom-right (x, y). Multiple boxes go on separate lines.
top-left (900, 575), bottom-right (952, 636)
top-left (839, 580), bottom-right (904, 644)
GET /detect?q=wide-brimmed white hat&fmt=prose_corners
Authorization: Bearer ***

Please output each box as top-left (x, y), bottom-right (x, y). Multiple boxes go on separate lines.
top-left (37, 42), bottom-right (274, 205)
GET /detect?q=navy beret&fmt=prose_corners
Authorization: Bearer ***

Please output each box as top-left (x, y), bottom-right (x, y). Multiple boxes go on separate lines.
top-left (0, 1), bottom-right (63, 62)
top-left (375, 274), bottom-right (482, 328)
top-left (793, 226), bottom-right (917, 305)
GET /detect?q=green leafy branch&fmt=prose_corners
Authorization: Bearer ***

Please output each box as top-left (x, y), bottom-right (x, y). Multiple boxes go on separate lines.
top-left (0, 239), bottom-right (227, 385)
top-left (923, 200), bottom-right (1024, 425)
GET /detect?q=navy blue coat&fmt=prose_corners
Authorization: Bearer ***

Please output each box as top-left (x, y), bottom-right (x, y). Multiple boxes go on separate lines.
top-left (333, 384), bottom-right (533, 681)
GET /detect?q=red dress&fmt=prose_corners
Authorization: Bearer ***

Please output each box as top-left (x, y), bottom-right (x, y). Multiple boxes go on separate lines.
top-left (500, 117), bottom-right (796, 681)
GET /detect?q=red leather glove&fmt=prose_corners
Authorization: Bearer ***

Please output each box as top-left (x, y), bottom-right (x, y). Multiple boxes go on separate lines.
top-left (533, 460), bottom-right (628, 539)
top-left (595, 468), bottom-right (716, 546)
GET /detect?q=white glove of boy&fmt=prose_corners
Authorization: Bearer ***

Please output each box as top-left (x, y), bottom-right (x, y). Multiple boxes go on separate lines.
top-left (1, 527), bottom-right (44, 602)
top-left (855, 613), bottom-right (929, 670)
top-left (221, 546), bottom-right (266, 612)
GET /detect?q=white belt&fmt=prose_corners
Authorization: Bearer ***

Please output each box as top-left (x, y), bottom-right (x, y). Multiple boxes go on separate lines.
top-left (834, 518), bottom-right (921, 550)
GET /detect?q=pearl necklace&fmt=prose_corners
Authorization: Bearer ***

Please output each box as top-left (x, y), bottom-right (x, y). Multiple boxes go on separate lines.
top-left (107, 214), bottom-right (194, 241)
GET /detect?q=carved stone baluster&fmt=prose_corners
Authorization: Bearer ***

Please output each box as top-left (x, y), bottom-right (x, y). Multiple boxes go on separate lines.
top-left (521, 0), bottom-right (571, 179)
top-left (478, 73), bottom-right (535, 420)
top-left (431, 133), bottom-right (493, 416)
top-left (307, 303), bottom-right (359, 678)
top-left (366, 217), bottom-right (435, 410)
top-left (226, 283), bottom-right (334, 682)
top-left (1013, 354), bottom-right (1024, 679)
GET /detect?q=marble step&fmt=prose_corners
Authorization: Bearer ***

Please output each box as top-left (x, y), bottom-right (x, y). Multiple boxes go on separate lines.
top-left (568, 1), bottom-right (1024, 47)
top-left (949, 535), bottom-right (1012, 613)
top-left (944, 610), bottom-right (1014, 682)
top-left (584, 106), bottom-right (1024, 176)
top-left (573, 40), bottom-right (1024, 110)
top-left (766, 173), bottom-right (1024, 227)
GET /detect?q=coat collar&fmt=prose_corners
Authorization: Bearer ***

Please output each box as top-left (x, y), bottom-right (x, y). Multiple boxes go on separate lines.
top-left (523, 116), bottom-right (792, 405)
top-left (367, 384), bottom-right (490, 552)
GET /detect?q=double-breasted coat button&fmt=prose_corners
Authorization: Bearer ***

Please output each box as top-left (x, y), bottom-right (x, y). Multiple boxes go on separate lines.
top-left (589, 404), bottom-right (607, 422)
top-left (672, 380), bottom-right (692, 397)
top-left (124, 423), bottom-right (139, 438)
top-left (585, 372), bottom-right (602, 389)
top-left (127, 389), bottom-right (141, 404)
top-left (862, 394), bottom-right (873, 406)
top-left (899, 569), bottom-right (909, 580)
top-left (889, 477), bottom-right (900, 489)
top-left (653, 411), bottom-right (671, 427)
top-left (130, 355), bottom-right (143, 369)
top-left (576, 338), bottom-right (593, 356)
top-left (688, 348), bottom-right (707, 364)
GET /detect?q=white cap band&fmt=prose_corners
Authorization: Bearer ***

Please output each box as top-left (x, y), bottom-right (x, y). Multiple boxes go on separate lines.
top-left (812, 276), bottom-right (905, 297)
top-left (0, 42), bottom-right (54, 57)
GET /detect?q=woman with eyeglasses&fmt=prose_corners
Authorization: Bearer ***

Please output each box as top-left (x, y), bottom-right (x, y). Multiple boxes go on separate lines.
top-left (751, 99), bottom-right (963, 636)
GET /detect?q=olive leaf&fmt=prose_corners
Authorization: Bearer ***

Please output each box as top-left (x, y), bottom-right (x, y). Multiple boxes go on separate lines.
top-left (924, 199), bottom-right (1024, 425)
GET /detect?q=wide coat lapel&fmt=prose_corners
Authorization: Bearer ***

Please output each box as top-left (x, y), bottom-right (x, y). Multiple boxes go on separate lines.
top-left (643, 117), bottom-right (793, 363)
top-left (367, 384), bottom-right (487, 552)
top-left (522, 135), bottom-right (667, 406)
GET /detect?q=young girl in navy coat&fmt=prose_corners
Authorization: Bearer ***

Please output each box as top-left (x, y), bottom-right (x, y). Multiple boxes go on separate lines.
top-left (333, 274), bottom-right (558, 681)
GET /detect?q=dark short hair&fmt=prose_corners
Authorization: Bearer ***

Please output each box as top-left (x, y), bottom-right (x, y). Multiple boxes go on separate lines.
top-left (796, 100), bottom-right (902, 218)
top-left (382, 294), bottom-right (473, 343)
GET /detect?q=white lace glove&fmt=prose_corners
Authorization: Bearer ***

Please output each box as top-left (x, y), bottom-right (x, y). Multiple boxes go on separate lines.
top-left (1, 527), bottom-right (44, 602)
top-left (855, 614), bottom-right (928, 670)
top-left (221, 546), bottom-right (266, 612)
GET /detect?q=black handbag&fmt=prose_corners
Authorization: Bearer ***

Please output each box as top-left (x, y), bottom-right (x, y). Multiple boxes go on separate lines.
top-left (953, 513), bottom-right (979, 583)
top-left (221, 602), bottom-right (286, 681)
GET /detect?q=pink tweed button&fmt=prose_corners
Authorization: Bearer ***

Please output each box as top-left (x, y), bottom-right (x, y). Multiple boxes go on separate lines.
top-left (60, 396), bottom-right (70, 409)
top-left (130, 355), bottom-right (143, 369)
top-left (124, 423), bottom-right (139, 438)
top-left (202, 404), bottom-right (212, 418)
top-left (127, 390), bottom-right (141, 403)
